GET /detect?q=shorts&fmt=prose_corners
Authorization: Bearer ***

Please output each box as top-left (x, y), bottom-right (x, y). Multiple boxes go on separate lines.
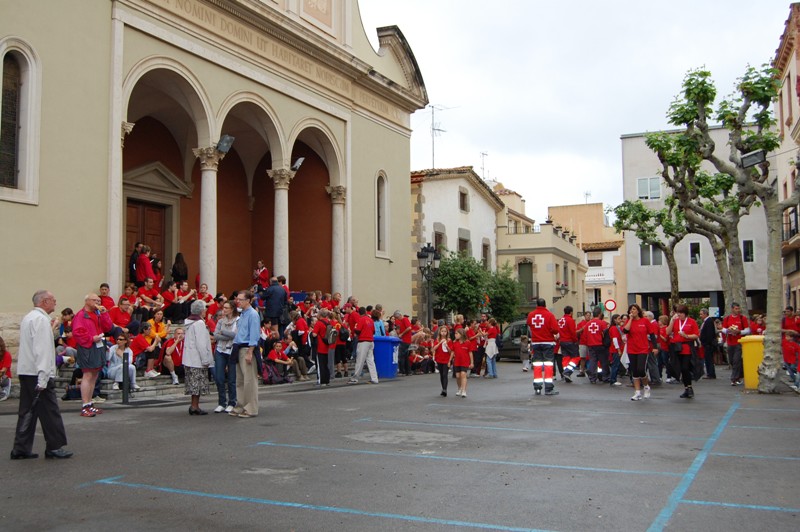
top-left (453, 365), bottom-right (469, 373)
top-left (76, 343), bottom-right (105, 371)
top-left (578, 345), bottom-right (588, 359)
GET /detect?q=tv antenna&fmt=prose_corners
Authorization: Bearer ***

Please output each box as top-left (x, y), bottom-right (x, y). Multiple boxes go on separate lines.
top-left (480, 151), bottom-right (488, 179)
top-left (429, 104), bottom-right (455, 168)
top-left (584, 190), bottom-right (592, 204)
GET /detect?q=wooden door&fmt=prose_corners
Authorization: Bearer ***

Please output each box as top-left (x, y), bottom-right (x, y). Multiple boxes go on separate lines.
top-left (126, 200), bottom-right (166, 263)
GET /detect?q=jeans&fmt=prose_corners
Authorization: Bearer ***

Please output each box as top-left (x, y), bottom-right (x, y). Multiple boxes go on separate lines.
top-left (608, 352), bottom-right (621, 383)
top-left (728, 344), bottom-right (743, 382)
top-left (214, 350), bottom-right (237, 407)
top-left (587, 346), bottom-right (606, 383)
top-left (485, 355), bottom-right (497, 377)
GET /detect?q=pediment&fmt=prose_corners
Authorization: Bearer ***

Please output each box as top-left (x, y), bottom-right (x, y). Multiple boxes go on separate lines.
top-left (123, 162), bottom-right (193, 198)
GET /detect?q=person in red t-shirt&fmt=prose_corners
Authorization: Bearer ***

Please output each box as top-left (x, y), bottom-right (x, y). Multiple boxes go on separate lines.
top-left (98, 283), bottom-right (115, 310)
top-left (584, 307), bottom-right (609, 384)
top-left (135, 246), bottom-right (156, 287)
top-left (0, 336), bottom-right (12, 400)
top-left (432, 326), bottom-right (453, 396)
top-left (484, 318), bottom-right (500, 378)
top-left (452, 328), bottom-right (473, 397)
top-left (722, 302), bottom-right (751, 386)
top-left (666, 304), bottom-right (700, 398)
top-left (108, 299), bottom-right (133, 334)
top-left (558, 306), bottom-right (579, 381)
top-left (782, 331), bottom-right (800, 388)
top-left (135, 278), bottom-right (163, 322)
top-left (394, 311), bottom-right (413, 376)
top-left (160, 327), bottom-right (184, 385)
top-left (311, 309), bottom-right (333, 385)
top-left (576, 311), bottom-right (592, 376)
top-left (197, 283), bottom-right (214, 306)
top-left (622, 304), bottom-right (654, 400)
top-left (349, 309), bottom-right (378, 384)
top-left (527, 298), bottom-right (560, 396)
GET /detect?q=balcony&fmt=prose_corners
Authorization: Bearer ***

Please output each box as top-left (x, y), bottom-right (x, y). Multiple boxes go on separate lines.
top-left (783, 207), bottom-right (800, 255)
top-left (585, 266), bottom-right (615, 285)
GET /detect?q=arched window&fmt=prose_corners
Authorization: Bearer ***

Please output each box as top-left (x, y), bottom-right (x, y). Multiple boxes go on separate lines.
top-left (1, 53), bottom-right (20, 188)
top-left (376, 173), bottom-right (387, 254)
top-left (0, 39), bottom-right (41, 204)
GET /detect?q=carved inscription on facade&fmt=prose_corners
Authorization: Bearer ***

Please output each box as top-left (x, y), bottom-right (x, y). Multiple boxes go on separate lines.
top-left (148, 0), bottom-right (403, 125)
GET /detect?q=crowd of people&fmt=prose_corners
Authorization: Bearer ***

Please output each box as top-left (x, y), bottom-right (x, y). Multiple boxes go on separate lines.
top-left (6, 245), bottom-right (798, 460)
top-left (520, 298), bottom-right (800, 399)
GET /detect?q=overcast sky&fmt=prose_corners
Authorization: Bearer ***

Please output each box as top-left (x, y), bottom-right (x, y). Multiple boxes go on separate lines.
top-left (359, 0), bottom-right (794, 223)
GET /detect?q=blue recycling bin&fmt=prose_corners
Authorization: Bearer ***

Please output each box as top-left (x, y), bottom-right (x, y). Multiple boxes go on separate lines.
top-left (373, 335), bottom-right (400, 379)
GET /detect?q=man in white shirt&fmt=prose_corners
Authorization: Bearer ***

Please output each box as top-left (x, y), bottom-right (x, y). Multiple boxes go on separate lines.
top-left (11, 290), bottom-right (73, 460)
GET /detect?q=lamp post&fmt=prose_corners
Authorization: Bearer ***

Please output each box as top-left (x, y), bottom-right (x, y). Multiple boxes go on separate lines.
top-left (553, 282), bottom-right (569, 305)
top-left (417, 243), bottom-right (441, 326)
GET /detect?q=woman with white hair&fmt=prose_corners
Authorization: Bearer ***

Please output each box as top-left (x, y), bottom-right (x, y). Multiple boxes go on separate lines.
top-left (184, 300), bottom-right (214, 415)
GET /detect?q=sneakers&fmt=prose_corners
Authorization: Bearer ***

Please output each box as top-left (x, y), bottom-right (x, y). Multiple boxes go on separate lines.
top-left (576, 371), bottom-right (586, 377)
top-left (80, 407), bottom-right (96, 417)
top-left (334, 371), bottom-right (343, 379)
top-left (214, 405), bottom-right (225, 413)
top-left (544, 389), bottom-right (559, 396)
top-left (522, 367), bottom-right (528, 372)
top-left (133, 384), bottom-right (142, 391)
top-left (461, 392), bottom-right (467, 398)
top-left (225, 405), bottom-right (234, 413)
top-left (0, 393), bottom-right (8, 402)
top-left (455, 389), bottom-right (462, 397)
top-left (172, 376), bottom-right (180, 385)
top-left (112, 382), bottom-right (120, 390)
top-left (308, 365), bottom-right (316, 374)
top-left (534, 388), bottom-right (542, 396)
top-left (145, 370), bottom-right (160, 378)
top-left (631, 392), bottom-right (642, 401)
top-left (611, 381), bottom-right (622, 387)
top-left (348, 378), bottom-right (358, 384)
top-left (680, 387), bottom-right (694, 399)
top-left (92, 396), bottom-right (106, 403)
top-left (643, 385), bottom-right (651, 398)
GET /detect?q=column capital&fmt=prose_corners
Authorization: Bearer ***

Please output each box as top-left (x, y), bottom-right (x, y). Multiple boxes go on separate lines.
top-left (121, 121), bottom-right (135, 148)
top-left (326, 184), bottom-right (347, 204)
top-left (268, 168), bottom-right (296, 190)
top-left (193, 146), bottom-right (226, 170)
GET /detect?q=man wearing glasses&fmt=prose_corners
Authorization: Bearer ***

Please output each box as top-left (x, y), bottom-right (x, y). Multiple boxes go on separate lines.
top-left (231, 291), bottom-right (261, 418)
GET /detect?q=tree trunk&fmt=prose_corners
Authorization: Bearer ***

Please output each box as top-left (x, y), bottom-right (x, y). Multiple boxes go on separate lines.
top-left (757, 195), bottom-right (791, 393)
top-left (663, 246), bottom-right (680, 308)
top-left (706, 234), bottom-right (733, 308)
top-left (725, 223), bottom-right (748, 307)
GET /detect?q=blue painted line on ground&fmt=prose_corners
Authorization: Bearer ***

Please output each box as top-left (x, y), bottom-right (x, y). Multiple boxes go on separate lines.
top-left (425, 402), bottom-right (705, 419)
top-left (739, 407), bottom-right (800, 413)
top-left (356, 418), bottom-right (706, 441)
top-left (681, 499), bottom-right (800, 513)
top-left (729, 425), bottom-right (800, 431)
top-left (710, 452), bottom-right (800, 461)
top-left (647, 401), bottom-right (740, 532)
top-left (92, 476), bottom-right (551, 531)
top-left (255, 441), bottom-right (682, 477)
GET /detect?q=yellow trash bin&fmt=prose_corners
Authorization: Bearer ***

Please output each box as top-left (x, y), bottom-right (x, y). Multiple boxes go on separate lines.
top-left (739, 335), bottom-right (764, 390)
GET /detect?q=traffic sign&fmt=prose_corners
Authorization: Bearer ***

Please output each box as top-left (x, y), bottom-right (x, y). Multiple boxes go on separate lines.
top-left (604, 299), bottom-right (617, 312)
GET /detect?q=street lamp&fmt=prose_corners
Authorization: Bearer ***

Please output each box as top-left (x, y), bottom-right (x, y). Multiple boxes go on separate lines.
top-left (417, 243), bottom-right (440, 326)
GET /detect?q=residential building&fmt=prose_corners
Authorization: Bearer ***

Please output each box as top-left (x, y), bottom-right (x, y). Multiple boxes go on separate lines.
top-left (494, 184), bottom-right (587, 317)
top-left (774, 3), bottom-right (800, 309)
top-left (549, 203), bottom-right (627, 312)
top-left (621, 128), bottom-right (768, 315)
top-left (411, 166), bottom-right (505, 324)
top-left (0, 1), bottom-right (427, 350)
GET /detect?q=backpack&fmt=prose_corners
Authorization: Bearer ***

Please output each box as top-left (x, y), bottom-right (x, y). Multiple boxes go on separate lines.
top-left (601, 326), bottom-right (612, 349)
top-left (338, 327), bottom-right (350, 342)
top-left (495, 329), bottom-right (504, 350)
top-left (262, 362), bottom-right (289, 385)
top-left (323, 321), bottom-right (338, 345)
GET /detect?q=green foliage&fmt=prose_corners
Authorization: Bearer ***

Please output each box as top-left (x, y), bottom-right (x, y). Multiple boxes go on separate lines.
top-left (612, 199), bottom-right (686, 245)
top-left (486, 264), bottom-right (524, 324)
top-left (430, 252), bottom-right (490, 318)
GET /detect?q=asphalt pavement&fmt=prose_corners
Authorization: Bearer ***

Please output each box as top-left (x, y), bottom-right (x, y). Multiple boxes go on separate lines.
top-left (1, 361), bottom-right (798, 531)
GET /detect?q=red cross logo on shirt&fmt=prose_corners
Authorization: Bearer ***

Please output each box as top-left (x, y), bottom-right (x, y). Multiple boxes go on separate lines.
top-left (531, 314), bottom-right (545, 328)
top-left (588, 322), bottom-right (599, 334)
top-left (558, 318), bottom-right (566, 328)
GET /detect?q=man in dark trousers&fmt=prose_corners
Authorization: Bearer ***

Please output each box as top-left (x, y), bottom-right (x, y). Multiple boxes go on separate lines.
top-left (263, 277), bottom-right (287, 331)
top-left (699, 308), bottom-right (717, 379)
top-left (11, 290), bottom-right (73, 460)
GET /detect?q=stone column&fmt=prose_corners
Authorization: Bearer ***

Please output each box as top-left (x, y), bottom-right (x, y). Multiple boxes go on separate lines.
top-left (327, 185), bottom-right (346, 295)
top-left (267, 168), bottom-right (296, 281)
top-left (192, 146), bottom-right (226, 294)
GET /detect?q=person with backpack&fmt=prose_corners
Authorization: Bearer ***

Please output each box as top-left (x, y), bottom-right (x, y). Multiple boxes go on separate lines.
top-left (666, 304), bottom-right (700, 399)
top-left (584, 306), bottom-right (609, 384)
